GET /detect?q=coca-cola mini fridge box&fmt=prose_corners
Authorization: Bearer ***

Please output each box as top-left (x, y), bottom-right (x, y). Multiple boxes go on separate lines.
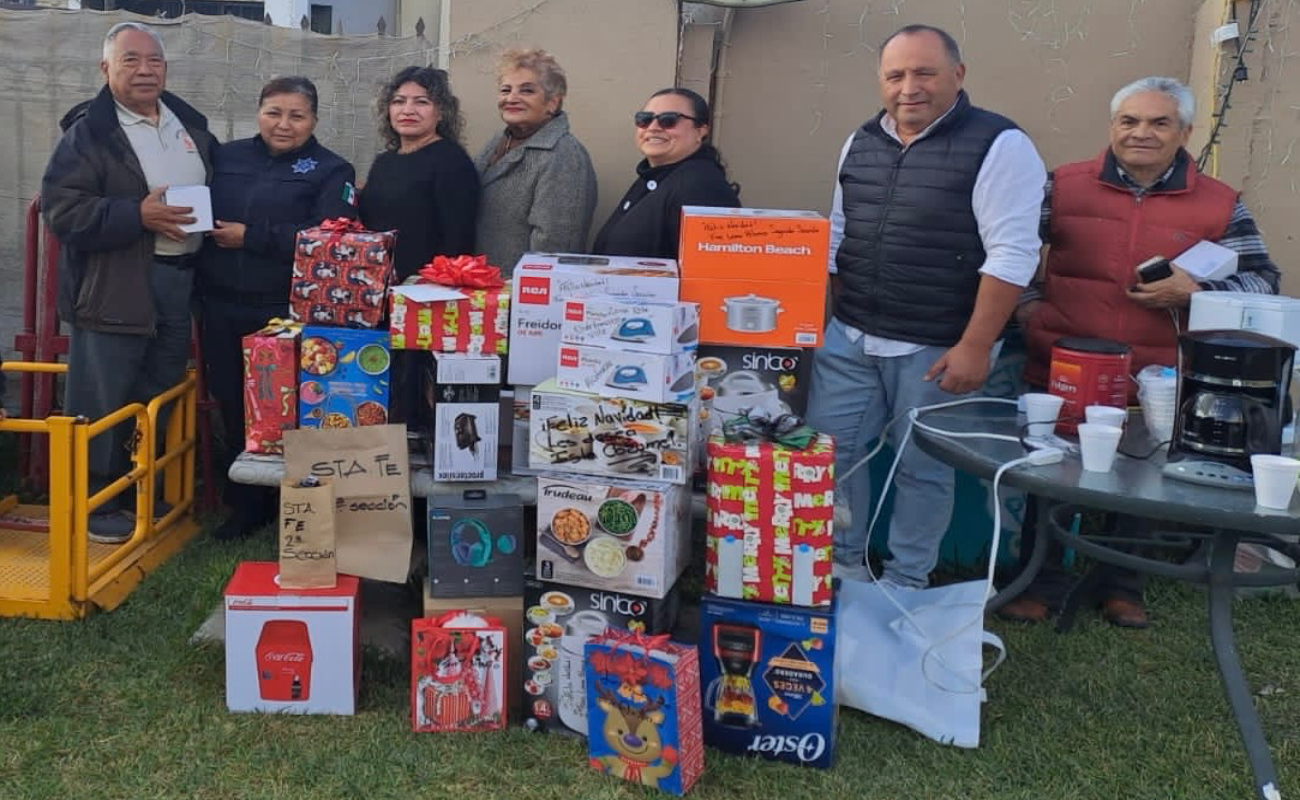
top-left (224, 561), bottom-right (361, 715)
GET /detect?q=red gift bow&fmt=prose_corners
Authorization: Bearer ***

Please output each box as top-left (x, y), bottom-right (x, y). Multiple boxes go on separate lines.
top-left (590, 628), bottom-right (674, 695)
top-left (418, 254), bottom-right (505, 289)
top-left (317, 217), bottom-right (363, 233)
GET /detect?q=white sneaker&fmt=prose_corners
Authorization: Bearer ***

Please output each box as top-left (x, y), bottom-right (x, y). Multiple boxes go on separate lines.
top-left (832, 562), bottom-right (872, 583)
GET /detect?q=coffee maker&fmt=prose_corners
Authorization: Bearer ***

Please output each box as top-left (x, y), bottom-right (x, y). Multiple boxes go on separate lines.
top-left (1163, 329), bottom-right (1295, 489)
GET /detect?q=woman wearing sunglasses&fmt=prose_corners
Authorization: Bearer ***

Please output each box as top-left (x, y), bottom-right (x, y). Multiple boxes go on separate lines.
top-left (592, 88), bottom-right (739, 259)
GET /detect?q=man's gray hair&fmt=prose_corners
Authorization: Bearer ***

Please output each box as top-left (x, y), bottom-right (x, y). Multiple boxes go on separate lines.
top-left (1110, 77), bottom-right (1194, 127)
top-left (102, 22), bottom-right (166, 62)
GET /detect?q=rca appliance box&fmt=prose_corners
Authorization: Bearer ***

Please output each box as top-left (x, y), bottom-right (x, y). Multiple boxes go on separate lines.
top-left (424, 353), bottom-right (501, 482)
top-left (678, 207), bottom-right (829, 348)
top-left (560, 298), bottom-right (699, 355)
top-left (698, 594), bottom-right (838, 768)
top-left (224, 561), bottom-right (361, 715)
top-left (428, 490), bottom-right (524, 597)
top-left (528, 378), bottom-right (696, 485)
top-left (298, 327), bottom-right (391, 429)
top-left (535, 473), bottom-right (690, 599)
top-left (522, 576), bottom-right (680, 738)
top-left (556, 344), bottom-right (696, 405)
top-left (507, 253), bottom-right (680, 386)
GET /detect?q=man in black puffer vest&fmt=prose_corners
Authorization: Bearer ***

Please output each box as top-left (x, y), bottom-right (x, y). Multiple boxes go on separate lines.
top-left (809, 25), bottom-right (1046, 588)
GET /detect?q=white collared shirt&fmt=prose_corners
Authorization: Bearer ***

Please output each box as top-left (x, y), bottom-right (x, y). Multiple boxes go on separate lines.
top-left (116, 99), bottom-right (207, 256)
top-left (828, 102), bottom-right (1047, 356)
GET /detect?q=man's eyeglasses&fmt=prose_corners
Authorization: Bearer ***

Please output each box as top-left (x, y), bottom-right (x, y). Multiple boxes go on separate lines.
top-left (633, 111), bottom-right (700, 130)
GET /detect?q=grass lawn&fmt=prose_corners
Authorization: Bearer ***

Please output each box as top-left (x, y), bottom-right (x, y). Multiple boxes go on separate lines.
top-left (0, 529), bottom-right (1297, 800)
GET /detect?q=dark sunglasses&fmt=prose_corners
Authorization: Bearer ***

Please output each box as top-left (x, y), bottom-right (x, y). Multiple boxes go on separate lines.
top-left (634, 111), bottom-right (701, 130)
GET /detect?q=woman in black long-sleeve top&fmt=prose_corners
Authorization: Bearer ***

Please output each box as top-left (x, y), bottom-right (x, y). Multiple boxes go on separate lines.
top-left (199, 76), bottom-right (357, 541)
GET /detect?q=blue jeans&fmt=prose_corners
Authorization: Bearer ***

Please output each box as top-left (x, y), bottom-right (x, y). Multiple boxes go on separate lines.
top-left (806, 318), bottom-right (965, 588)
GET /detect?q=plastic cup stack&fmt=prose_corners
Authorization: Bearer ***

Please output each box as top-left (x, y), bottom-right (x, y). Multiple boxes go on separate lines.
top-left (1250, 454), bottom-right (1300, 509)
top-left (1023, 393), bottom-right (1065, 438)
top-left (1077, 423), bottom-right (1123, 472)
top-left (1135, 365), bottom-right (1177, 444)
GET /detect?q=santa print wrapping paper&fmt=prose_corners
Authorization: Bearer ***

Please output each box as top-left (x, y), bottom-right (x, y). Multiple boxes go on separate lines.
top-left (410, 612), bottom-right (508, 733)
top-left (389, 286), bottom-right (510, 354)
top-left (289, 218), bottom-right (395, 328)
top-left (704, 433), bottom-right (835, 607)
top-left (585, 630), bottom-right (703, 796)
top-left (241, 319), bottom-right (301, 454)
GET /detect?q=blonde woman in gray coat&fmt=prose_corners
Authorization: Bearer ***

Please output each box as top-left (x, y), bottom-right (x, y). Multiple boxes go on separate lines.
top-left (474, 48), bottom-right (598, 276)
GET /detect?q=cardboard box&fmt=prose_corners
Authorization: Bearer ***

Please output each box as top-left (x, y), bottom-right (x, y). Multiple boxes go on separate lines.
top-left (411, 614), bottom-right (508, 732)
top-left (585, 631), bottom-right (704, 795)
top-left (242, 320), bottom-right (301, 454)
top-left (290, 222), bottom-right (394, 328)
top-left (561, 298), bottom-right (699, 355)
top-left (421, 589), bottom-right (524, 722)
top-left (696, 345), bottom-right (812, 458)
top-left (556, 344), bottom-right (696, 404)
top-left (678, 207), bottom-right (829, 348)
top-left (522, 576), bottom-right (680, 737)
top-left (425, 354), bottom-right (501, 482)
top-left (298, 327), bottom-right (391, 429)
top-left (507, 253), bottom-right (680, 386)
top-left (510, 385), bottom-right (541, 477)
top-left (529, 379), bottom-right (696, 485)
top-left (536, 474), bottom-right (690, 599)
top-left (390, 282), bottom-right (510, 355)
top-left (698, 594), bottom-right (838, 768)
top-left (428, 491), bottom-right (524, 597)
top-left (705, 433), bottom-right (835, 607)
top-left (223, 561), bottom-right (360, 715)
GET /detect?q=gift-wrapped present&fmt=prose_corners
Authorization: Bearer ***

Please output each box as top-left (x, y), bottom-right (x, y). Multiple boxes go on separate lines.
top-left (411, 611), bottom-right (508, 733)
top-left (585, 629), bottom-right (703, 795)
top-left (241, 318), bottom-right (301, 454)
top-left (290, 217), bottom-right (395, 328)
top-left (704, 431), bottom-right (835, 607)
top-left (389, 255), bottom-right (510, 354)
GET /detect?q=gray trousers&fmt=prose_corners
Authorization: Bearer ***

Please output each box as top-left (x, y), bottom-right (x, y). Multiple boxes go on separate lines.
top-left (64, 260), bottom-right (194, 509)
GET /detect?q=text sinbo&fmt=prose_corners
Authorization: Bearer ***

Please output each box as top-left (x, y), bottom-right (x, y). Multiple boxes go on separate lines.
top-left (697, 242), bottom-right (813, 256)
top-left (747, 733), bottom-right (826, 763)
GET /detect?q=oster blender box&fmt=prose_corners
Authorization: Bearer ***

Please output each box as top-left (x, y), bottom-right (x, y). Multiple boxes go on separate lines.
top-left (224, 561), bottom-right (361, 715)
top-left (521, 576), bottom-right (680, 738)
top-left (697, 595), bottom-right (838, 768)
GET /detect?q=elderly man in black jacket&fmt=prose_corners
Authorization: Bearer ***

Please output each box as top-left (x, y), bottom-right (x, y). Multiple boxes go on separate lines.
top-left (41, 21), bottom-right (218, 543)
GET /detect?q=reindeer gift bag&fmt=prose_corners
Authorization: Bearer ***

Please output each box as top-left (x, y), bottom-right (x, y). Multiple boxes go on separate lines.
top-left (411, 611), bottom-right (507, 733)
top-left (290, 218), bottom-right (395, 328)
top-left (584, 629), bottom-right (704, 795)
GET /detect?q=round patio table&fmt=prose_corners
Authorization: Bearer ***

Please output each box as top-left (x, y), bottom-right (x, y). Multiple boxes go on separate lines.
top-left (911, 402), bottom-right (1299, 800)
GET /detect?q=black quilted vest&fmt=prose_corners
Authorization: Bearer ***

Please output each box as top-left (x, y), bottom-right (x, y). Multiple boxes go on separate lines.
top-left (834, 91), bottom-right (1017, 346)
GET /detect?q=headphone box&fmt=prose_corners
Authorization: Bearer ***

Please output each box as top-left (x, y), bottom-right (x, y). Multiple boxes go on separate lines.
top-left (427, 491), bottom-right (524, 598)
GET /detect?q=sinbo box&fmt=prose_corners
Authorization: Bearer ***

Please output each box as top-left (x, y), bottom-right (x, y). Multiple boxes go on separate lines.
top-left (678, 207), bottom-right (829, 348)
top-left (224, 561), bottom-right (360, 715)
top-left (556, 344), bottom-right (696, 404)
top-left (561, 298), bottom-right (699, 355)
top-left (508, 253), bottom-right (680, 386)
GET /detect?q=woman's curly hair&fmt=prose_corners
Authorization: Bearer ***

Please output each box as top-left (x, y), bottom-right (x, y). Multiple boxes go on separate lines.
top-left (377, 65), bottom-right (464, 150)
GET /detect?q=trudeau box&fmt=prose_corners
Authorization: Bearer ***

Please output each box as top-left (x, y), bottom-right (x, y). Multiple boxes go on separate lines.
top-left (224, 561), bottom-right (360, 715)
top-left (585, 630), bottom-right (704, 795)
top-left (290, 219), bottom-right (395, 328)
top-left (242, 319), bottom-right (301, 454)
top-left (561, 298), bottom-right (699, 355)
top-left (698, 594), bottom-right (838, 768)
top-left (678, 207), bottom-right (829, 348)
top-left (428, 490), bottom-right (524, 597)
top-left (529, 379), bottom-right (696, 485)
top-left (522, 576), bottom-right (680, 738)
top-left (411, 611), bottom-right (508, 732)
top-left (536, 473), bottom-right (690, 599)
top-left (705, 433), bottom-right (835, 607)
top-left (390, 281), bottom-right (510, 355)
top-left (507, 253), bottom-right (681, 386)
top-left (556, 344), bottom-right (696, 404)
top-left (423, 353), bottom-right (501, 481)
top-left (422, 588), bottom-right (524, 722)
top-left (297, 327), bottom-right (391, 429)
top-left (696, 345), bottom-right (812, 457)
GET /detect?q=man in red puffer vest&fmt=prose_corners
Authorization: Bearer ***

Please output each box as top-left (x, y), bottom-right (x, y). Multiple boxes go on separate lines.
top-left (1008, 76), bottom-right (1280, 628)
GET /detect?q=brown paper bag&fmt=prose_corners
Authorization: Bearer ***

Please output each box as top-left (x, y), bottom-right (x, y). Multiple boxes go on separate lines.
top-left (278, 477), bottom-right (337, 589)
top-left (284, 424), bottom-right (414, 583)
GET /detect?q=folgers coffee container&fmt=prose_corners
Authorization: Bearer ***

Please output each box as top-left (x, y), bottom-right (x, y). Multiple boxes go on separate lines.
top-left (1048, 337), bottom-right (1131, 434)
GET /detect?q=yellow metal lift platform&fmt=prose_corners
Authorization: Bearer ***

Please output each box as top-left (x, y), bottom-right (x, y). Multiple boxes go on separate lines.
top-left (0, 362), bottom-right (202, 619)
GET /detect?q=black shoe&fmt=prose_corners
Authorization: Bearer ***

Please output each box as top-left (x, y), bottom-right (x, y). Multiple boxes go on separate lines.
top-left (88, 511), bottom-right (135, 545)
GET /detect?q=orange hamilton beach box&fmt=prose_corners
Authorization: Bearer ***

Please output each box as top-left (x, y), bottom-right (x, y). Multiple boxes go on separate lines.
top-left (678, 207), bottom-right (829, 348)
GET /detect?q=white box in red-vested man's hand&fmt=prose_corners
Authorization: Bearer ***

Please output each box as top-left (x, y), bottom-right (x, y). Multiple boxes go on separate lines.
top-left (224, 561), bottom-right (361, 715)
